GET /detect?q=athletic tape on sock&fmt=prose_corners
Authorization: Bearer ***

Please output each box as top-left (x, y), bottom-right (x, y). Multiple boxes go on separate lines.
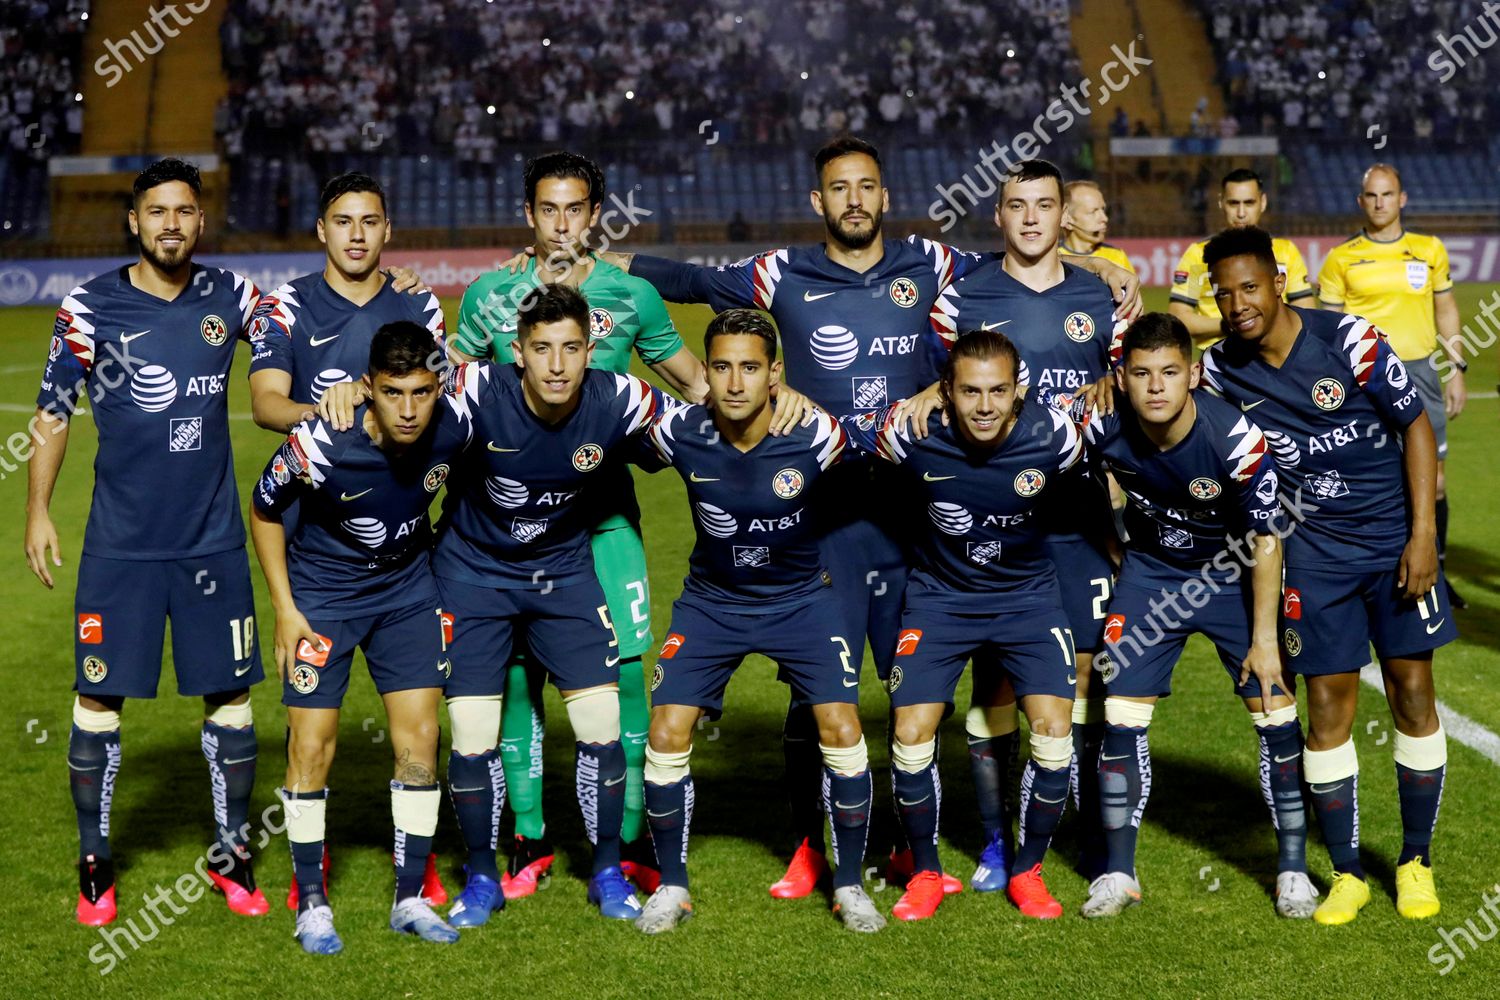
top-left (390, 782), bottom-right (440, 837)
top-left (562, 686), bottom-right (621, 745)
top-left (1031, 731), bottom-right (1074, 771)
top-left (644, 744), bottom-right (692, 785)
top-left (820, 738), bottom-right (869, 776)
top-left (205, 699), bottom-right (253, 728)
top-left (965, 702), bottom-right (1019, 739)
top-left (1393, 724), bottom-right (1447, 771)
top-left (73, 697), bottom-right (120, 733)
top-left (281, 787), bottom-right (328, 843)
top-left (891, 737), bottom-right (935, 773)
top-left (1104, 697), bottom-right (1156, 729)
top-left (1071, 696), bottom-right (1105, 726)
top-left (447, 695), bottom-right (502, 755)
top-left (1303, 739), bottom-right (1359, 783)
top-left (1249, 703), bottom-right (1298, 729)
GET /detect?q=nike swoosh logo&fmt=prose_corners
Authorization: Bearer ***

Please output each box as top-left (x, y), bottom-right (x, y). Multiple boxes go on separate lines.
top-left (1036, 794), bottom-right (1069, 804)
top-left (340, 489), bottom-right (372, 501)
top-left (646, 809), bottom-right (679, 818)
top-left (1308, 783), bottom-right (1343, 794)
top-left (223, 755), bottom-right (257, 765)
top-left (842, 677), bottom-right (859, 688)
top-left (234, 662), bottom-right (253, 677)
top-left (120, 330), bottom-right (150, 343)
top-left (605, 655), bottom-right (620, 667)
top-left (1426, 619), bottom-right (1446, 634)
top-left (804, 290), bottom-right (836, 302)
top-left (308, 334), bottom-right (340, 347)
top-left (689, 473), bottom-right (720, 482)
top-left (1100, 753), bottom-right (1130, 762)
top-left (635, 627), bottom-right (651, 639)
top-left (603, 775), bottom-right (626, 787)
top-left (923, 472), bottom-right (955, 482)
top-left (1273, 753), bottom-right (1300, 764)
top-left (1240, 399), bottom-right (1266, 411)
top-left (450, 785), bottom-right (485, 794)
top-left (487, 442), bottom-right (520, 452)
top-left (1066, 674), bottom-right (1078, 686)
top-left (980, 320), bottom-right (1012, 330)
top-left (897, 796), bottom-right (931, 807)
top-left (833, 800), bottom-right (869, 811)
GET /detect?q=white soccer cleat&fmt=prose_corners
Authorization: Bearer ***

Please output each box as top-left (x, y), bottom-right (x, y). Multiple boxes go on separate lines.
top-left (1275, 870), bottom-right (1319, 919)
top-left (1080, 871), bottom-right (1142, 919)
top-left (832, 885), bottom-right (886, 933)
top-left (634, 885), bottom-right (693, 934)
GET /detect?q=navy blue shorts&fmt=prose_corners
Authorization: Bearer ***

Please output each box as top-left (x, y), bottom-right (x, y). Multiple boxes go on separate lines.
top-left (1099, 577), bottom-right (1285, 700)
top-left (438, 576), bottom-right (620, 697)
top-left (1281, 564), bottom-right (1458, 675)
top-left (819, 515), bottom-right (908, 681)
top-left (283, 599), bottom-right (450, 709)
top-left (1045, 534), bottom-right (1115, 653)
top-left (74, 549), bottom-right (263, 699)
top-left (887, 592), bottom-right (1077, 709)
top-left (652, 593), bottom-right (859, 720)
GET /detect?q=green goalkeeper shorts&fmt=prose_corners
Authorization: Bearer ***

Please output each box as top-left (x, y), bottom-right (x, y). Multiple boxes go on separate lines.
top-left (591, 515), bottom-right (653, 659)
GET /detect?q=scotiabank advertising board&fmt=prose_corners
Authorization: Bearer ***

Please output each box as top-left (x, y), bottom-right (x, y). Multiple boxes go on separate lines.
top-left (4, 237), bottom-right (1500, 306)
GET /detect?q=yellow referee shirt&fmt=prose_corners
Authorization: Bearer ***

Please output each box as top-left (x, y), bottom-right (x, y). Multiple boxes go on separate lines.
top-left (1059, 240), bottom-right (1136, 274)
top-left (1316, 230), bottom-right (1451, 361)
top-left (1171, 236), bottom-right (1313, 317)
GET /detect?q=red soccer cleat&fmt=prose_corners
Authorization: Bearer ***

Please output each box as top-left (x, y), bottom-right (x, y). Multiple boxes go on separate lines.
top-left (284, 845), bottom-right (332, 911)
top-left (421, 853), bottom-right (447, 906)
top-left (77, 855), bottom-right (116, 926)
top-left (892, 870), bottom-right (946, 921)
top-left (207, 869), bottom-right (270, 916)
top-left (501, 836), bottom-right (556, 900)
top-left (887, 848), bottom-right (963, 895)
top-left (769, 838), bottom-right (829, 899)
top-left (620, 840), bottom-right (661, 895)
top-left (1007, 863), bottom-right (1063, 919)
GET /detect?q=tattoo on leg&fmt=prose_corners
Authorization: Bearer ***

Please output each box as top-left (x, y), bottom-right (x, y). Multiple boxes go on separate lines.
top-left (395, 748), bottom-right (435, 785)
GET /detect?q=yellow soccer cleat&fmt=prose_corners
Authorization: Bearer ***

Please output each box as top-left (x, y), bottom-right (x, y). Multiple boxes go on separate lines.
top-left (1313, 872), bottom-right (1370, 926)
top-left (1395, 858), bottom-right (1440, 919)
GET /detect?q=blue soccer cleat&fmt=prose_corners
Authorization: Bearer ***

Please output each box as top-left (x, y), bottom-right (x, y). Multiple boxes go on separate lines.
top-left (294, 904), bottom-right (344, 955)
top-left (970, 830), bottom-right (1013, 892)
top-left (391, 896), bottom-right (460, 943)
top-left (588, 866), bottom-right (643, 920)
top-left (447, 868), bottom-right (503, 928)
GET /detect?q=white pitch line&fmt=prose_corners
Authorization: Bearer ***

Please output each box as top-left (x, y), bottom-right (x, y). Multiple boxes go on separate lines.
top-left (0, 402), bottom-right (257, 420)
top-left (1360, 663), bottom-right (1500, 767)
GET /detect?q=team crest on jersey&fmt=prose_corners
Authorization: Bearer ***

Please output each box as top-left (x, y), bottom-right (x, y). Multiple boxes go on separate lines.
top-left (734, 545), bottom-right (770, 567)
top-left (201, 314), bottom-right (228, 346)
top-left (886, 665), bottom-right (903, 693)
top-left (1189, 477), bottom-right (1222, 501)
top-left (573, 443), bottom-right (604, 471)
top-left (78, 613), bottom-right (103, 644)
top-left (1304, 469), bottom-right (1351, 500)
top-left (772, 467), bottom-right (804, 499)
top-left (659, 633), bottom-right (685, 660)
top-left (290, 664), bottom-right (319, 694)
top-left (1312, 377), bottom-right (1345, 410)
top-left (1283, 628), bottom-right (1302, 657)
top-left (1014, 468), bottom-right (1046, 496)
top-left (852, 376), bottom-right (888, 410)
top-left (423, 464), bottom-right (450, 492)
top-left (1283, 588), bottom-right (1302, 621)
top-left (511, 518), bottom-right (548, 543)
top-left (889, 277), bottom-right (919, 308)
top-left (895, 629), bottom-right (923, 657)
top-left (1095, 651), bottom-right (1120, 684)
top-left (82, 655), bottom-right (107, 683)
top-left (651, 664), bottom-right (664, 691)
top-left (1406, 260), bottom-right (1428, 291)
top-left (1063, 311), bottom-right (1095, 343)
top-left (589, 308), bottom-right (615, 339)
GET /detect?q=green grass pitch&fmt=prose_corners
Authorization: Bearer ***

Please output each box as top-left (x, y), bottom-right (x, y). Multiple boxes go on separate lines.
top-left (2, 285), bottom-right (1497, 998)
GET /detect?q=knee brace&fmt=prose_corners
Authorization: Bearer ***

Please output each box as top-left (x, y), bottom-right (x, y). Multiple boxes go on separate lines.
top-left (563, 687), bottom-right (621, 745)
top-left (446, 695), bottom-right (502, 756)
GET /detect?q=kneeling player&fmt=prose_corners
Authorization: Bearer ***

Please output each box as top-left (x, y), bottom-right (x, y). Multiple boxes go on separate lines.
top-left (845, 331), bottom-right (1080, 921)
top-left (250, 323), bottom-right (469, 952)
top-left (630, 309), bottom-right (882, 934)
top-left (1058, 314), bottom-right (1315, 918)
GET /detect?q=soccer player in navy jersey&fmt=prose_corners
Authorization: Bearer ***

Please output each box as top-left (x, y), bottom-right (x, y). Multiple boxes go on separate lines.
top-left (916, 158), bottom-right (1123, 889)
top-left (628, 308), bottom-right (883, 934)
top-left (248, 172), bottom-right (445, 436)
top-left (592, 137), bottom-right (1139, 899)
top-left (1054, 314), bottom-right (1317, 919)
top-left (843, 330), bottom-right (1082, 922)
top-left (1201, 226), bottom-right (1457, 925)
top-left (436, 284), bottom-right (662, 924)
top-left (25, 158), bottom-right (267, 925)
top-left (251, 323), bottom-right (471, 953)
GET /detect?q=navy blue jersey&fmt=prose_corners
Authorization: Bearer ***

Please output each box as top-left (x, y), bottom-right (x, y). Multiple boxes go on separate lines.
top-left (248, 272), bottom-right (445, 402)
top-left (434, 362), bottom-right (662, 589)
top-left (252, 398), bottom-right (475, 617)
top-left (1201, 307), bottom-right (1425, 569)
top-left (637, 401), bottom-right (846, 612)
top-left (37, 264), bottom-right (259, 559)
top-left (929, 260), bottom-right (1122, 390)
top-left (842, 401), bottom-right (1083, 609)
top-left (1082, 390), bottom-right (1282, 583)
top-left (632, 236), bottom-right (986, 412)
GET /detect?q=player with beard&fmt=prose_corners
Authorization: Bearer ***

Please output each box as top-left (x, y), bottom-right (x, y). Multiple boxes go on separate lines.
top-left (27, 158), bottom-right (267, 925)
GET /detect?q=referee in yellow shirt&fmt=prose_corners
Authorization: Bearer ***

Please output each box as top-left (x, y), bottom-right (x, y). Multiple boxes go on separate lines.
top-left (1319, 162), bottom-right (1469, 608)
top-left (1059, 180), bottom-right (1136, 274)
top-left (1170, 168), bottom-right (1314, 349)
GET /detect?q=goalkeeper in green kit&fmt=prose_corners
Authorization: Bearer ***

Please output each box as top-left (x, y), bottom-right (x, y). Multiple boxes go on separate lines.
top-left (449, 151), bottom-right (708, 898)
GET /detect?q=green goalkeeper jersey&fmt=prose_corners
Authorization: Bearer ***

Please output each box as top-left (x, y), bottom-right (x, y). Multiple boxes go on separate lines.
top-left (452, 254), bottom-right (684, 372)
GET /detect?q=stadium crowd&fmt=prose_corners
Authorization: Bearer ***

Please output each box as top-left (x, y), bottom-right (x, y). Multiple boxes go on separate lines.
top-left (215, 0), bottom-right (1081, 162)
top-left (1, 0), bottom-right (87, 164)
top-left (1203, 0), bottom-right (1497, 146)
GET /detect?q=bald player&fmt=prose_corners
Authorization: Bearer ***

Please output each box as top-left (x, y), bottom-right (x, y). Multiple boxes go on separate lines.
top-left (1060, 181), bottom-right (1135, 276)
